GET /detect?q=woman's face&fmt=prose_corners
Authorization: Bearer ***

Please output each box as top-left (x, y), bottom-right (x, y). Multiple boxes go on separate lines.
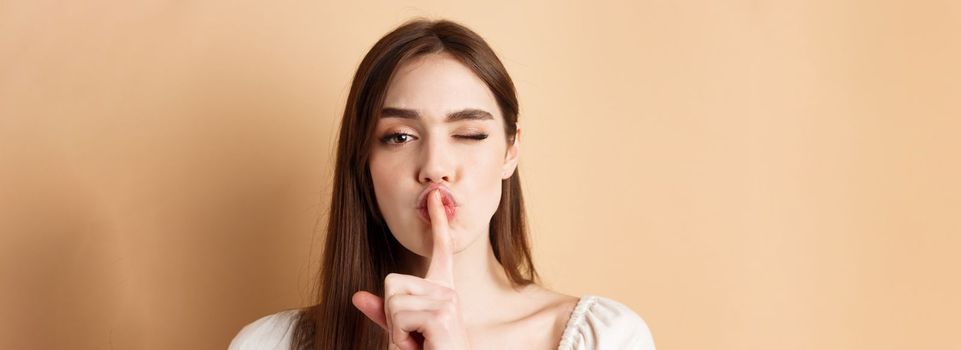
top-left (368, 52), bottom-right (520, 259)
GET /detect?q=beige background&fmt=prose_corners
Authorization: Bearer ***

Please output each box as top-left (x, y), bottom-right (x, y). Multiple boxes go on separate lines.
top-left (2, 0), bottom-right (959, 349)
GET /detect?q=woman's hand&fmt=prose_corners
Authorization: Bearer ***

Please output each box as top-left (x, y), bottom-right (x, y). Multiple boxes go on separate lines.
top-left (352, 189), bottom-right (471, 350)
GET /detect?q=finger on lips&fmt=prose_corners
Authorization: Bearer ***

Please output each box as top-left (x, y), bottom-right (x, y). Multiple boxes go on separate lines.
top-left (351, 188), bottom-right (461, 348)
top-left (424, 189), bottom-right (455, 288)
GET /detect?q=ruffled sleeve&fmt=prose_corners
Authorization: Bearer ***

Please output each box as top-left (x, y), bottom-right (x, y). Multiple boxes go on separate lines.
top-left (228, 309), bottom-right (300, 350)
top-left (557, 295), bottom-right (656, 350)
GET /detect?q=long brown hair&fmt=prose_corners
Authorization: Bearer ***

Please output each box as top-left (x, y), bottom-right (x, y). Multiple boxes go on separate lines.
top-left (292, 18), bottom-right (537, 350)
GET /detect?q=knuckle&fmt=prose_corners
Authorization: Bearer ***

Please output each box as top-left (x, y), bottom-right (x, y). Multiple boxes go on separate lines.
top-left (386, 296), bottom-right (399, 312)
top-left (390, 309), bottom-right (403, 321)
top-left (444, 301), bottom-right (457, 314)
top-left (432, 308), bottom-right (453, 325)
top-left (443, 287), bottom-right (457, 299)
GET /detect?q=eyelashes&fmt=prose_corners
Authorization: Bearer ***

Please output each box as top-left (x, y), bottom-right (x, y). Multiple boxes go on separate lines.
top-left (458, 133), bottom-right (490, 141)
top-left (380, 132), bottom-right (415, 145)
top-left (379, 132), bottom-right (489, 145)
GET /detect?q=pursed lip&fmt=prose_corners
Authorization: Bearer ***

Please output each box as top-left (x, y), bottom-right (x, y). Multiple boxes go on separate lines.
top-left (416, 184), bottom-right (458, 209)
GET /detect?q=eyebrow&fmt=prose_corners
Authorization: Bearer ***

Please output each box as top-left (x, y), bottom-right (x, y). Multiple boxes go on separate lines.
top-left (380, 107), bottom-right (494, 122)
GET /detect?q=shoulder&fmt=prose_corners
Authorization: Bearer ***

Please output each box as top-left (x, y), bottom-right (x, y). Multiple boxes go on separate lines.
top-left (228, 309), bottom-right (302, 350)
top-left (557, 295), bottom-right (656, 350)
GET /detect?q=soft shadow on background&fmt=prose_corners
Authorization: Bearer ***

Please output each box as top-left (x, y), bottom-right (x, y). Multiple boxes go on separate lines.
top-left (2, 1), bottom-right (959, 349)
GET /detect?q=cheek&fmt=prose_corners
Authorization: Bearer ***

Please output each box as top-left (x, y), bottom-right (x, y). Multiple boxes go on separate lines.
top-left (469, 152), bottom-right (508, 222)
top-left (369, 158), bottom-right (389, 201)
top-left (369, 154), bottom-right (406, 221)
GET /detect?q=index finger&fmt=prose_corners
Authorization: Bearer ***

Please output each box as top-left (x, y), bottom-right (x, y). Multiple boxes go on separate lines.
top-left (424, 188), bottom-right (454, 288)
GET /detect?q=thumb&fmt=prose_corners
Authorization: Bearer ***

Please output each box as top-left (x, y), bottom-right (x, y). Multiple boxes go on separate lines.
top-left (351, 290), bottom-right (387, 330)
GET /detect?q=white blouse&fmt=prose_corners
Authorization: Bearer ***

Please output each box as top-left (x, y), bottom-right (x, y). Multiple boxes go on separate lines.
top-left (229, 294), bottom-right (655, 350)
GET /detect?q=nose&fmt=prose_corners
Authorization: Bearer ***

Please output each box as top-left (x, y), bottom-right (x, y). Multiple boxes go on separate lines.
top-left (417, 135), bottom-right (453, 184)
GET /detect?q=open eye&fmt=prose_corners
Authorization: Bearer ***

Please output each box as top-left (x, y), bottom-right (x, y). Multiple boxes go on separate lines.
top-left (380, 132), bottom-right (417, 145)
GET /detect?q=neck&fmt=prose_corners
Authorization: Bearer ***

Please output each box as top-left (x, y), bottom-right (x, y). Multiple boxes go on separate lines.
top-left (401, 234), bottom-right (519, 327)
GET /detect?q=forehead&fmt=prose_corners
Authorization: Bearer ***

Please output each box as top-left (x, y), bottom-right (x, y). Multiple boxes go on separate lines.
top-left (382, 52), bottom-right (501, 122)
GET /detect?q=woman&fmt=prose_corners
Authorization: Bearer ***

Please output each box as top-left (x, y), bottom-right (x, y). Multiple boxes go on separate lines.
top-left (229, 18), bottom-right (655, 350)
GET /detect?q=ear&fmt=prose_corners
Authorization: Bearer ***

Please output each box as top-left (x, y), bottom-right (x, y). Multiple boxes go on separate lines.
top-left (502, 127), bottom-right (521, 179)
